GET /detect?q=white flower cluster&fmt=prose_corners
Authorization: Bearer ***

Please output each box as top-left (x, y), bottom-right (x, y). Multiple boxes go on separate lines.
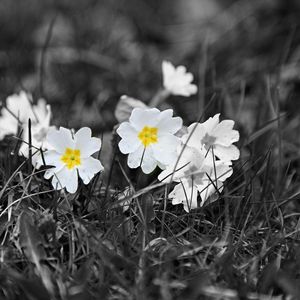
top-left (0, 61), bottom-right (239, 212)
top-left (0, 92), bottom-right (103, 193)
top-left (118, 109), bottom-right (239, 212)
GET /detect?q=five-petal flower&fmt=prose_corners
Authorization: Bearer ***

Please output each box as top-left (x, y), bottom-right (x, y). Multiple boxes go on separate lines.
top-left (42, 127), bottom-right (104, 193)
top-left (181, 114), bottom-right (240, 162)
top-left (116, 108), bottom-right (183, 174)
top-left (162, 61), bottom-right (198, 97)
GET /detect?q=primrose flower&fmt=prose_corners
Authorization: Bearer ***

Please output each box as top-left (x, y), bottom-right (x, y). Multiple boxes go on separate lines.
top-left (182, 114), bottom-right (240, 162)
top-left (18, 98), bottom-right (52, 158)
top-left (0, 91), bottom-right (52, 159)
top-left (162, 61), bottom-right (198, 97)
top-left (158, 145), bottom-right (233, 212)
top-left (0, 91), bottom-right (33, 140)
top-left (117, 108), bottom-right (183, 174)
top-left (42, 127), bottom-right (104, 193)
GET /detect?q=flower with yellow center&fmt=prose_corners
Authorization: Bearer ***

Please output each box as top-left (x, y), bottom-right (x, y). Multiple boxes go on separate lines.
top-left (138, 126), bottom-right (158, 147)
top-left (42, 127), bottom-right (104, 193)
top-left (117, 107), bottom-right (183, 174)
top-left (60, 148), bottom-right (81, 169)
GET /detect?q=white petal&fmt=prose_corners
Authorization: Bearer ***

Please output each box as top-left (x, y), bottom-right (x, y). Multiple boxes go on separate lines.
top-left (6, 91), bottom-right (34, 123)
top-left (152, 134), bottom-right (180, 166)
top-left (162, 60), bottom-right (176, 88)
top-left (169, 180), bottom-right (198, 212)
top-left (127, 146), bottom-right (157, 174)
top-left (183, 123), bottom-right (206, 150)
top-left (77, 157), bottom-right (104, 184)
top-left (213, 144), bottom-right (240, 162)
top-left (0, 115), bottom-right (18, 139)
top-left (156, 109), bottom-right (183, 134)
top-left (201, 114), bottom-right (220, 133)
top-left (129, 108), bottom-right (160, 131)
top-left (74, 127), bottom-right (101, 157)
top-left (116, 122), bottom-right (140, 154)
top-left (127, 145), bottom-right (144, 169)
top-left (47, 127), bottom-right (75, 153)
top-left (212, 120), bottom-right (239, 146)
top-left (43, 150), bottom-right (65, 172)
top-left (201, 161), bottom-right (233, 187)
top-left (51, 167), bottom-right (78, 193)
top-left (141, 148), bottom-right (158, 174)
top-left (158, 145), bottom-right (205, 183)
top-left (44, 168), bottom-right (56, 179)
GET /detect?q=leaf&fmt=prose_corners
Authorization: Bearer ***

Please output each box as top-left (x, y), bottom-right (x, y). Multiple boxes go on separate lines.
top-left (257, 260), bottom-right (278, 293)
top-left (19, 211), bottom-right (47, 267)
top-left (18, 211), bottom-right (54, 295)
top-left (6, 268), bottom-right (51, 300)
top-left (114, 95), bottom-right (148, 123)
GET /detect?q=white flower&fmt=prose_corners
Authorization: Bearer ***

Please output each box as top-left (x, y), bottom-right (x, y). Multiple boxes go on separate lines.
top-left (116, 108), bottom-right (183, 174)
top-left (42, 127), bottom-right (104, 193)
top-left (0, 91), bottom-right (52, 159)
top-left (18, 98), bottom-right (52, 158)
top-left (162, 61), bottom-right (198, 97)
top-left (0, 91), bottom-right (33, 139)
top-left (158, 145), bottom-right (233, 212)
top-left (182, 114), bottom-right (240, 162)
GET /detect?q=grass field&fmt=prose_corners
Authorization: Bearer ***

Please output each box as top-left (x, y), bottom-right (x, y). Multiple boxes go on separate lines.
top-left (1, 1), bottom-right (300, 299)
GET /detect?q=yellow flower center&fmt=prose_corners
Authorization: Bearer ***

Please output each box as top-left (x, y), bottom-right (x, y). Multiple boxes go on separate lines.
top-left (138, 126), bottom-right (158, 147)
top-left (61, 148), bottom-right (81, 170)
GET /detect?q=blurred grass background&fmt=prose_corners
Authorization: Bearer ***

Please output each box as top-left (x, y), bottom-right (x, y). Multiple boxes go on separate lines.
top-left (1, 0), bottom-right (300, 132)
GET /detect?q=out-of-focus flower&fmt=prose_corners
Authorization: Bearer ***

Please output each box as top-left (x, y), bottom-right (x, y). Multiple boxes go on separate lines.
top-left (117, 108), bottom-right (183, 174)
top-left (182, 114), bottom-right (240, 162)
top-left (0, 91), bottom-right (33, 139)
top-left (115, 95), bottom-right (148, 123)
top-left (19, 99), bottom-right (52, 158)
top-left (158, 145), bottom-right (233, 212)
top-left (42, 127), bottom-right (103, 193)
top-left (0, 91), bottom-right (53, 160)
top-left (162, 61), bottom-right (197, 97)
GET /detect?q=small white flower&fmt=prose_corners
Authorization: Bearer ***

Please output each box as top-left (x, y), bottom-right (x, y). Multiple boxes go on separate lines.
top-left (0, 91), bottom-right (52, 160)
top-left (158, 145), bottom-right (233, 212)
top-left (18, 98), bottom-right (52, 158)
top-left (182, 114), bottom-right (240, 162)
top-left (162, 61), bottom-right (198, 97)
top-left (117, 107), bottom-right (183, 174)
top-left (42, 127), bottom-right (104, 193)
top-left (0, 91), bottom-right (33, 139)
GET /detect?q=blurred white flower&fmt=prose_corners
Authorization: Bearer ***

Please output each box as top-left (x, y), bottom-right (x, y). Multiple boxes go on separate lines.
top-left (19, 99), bottom-right (52, 158)
top-left (0, 91), bottom-right (53, 159)
top-left (115, 95), bottom-right (148, 123)
top-left (162, 61), bottom-right (198, 97)
top-left (158, 145), bottom-right (233, 212)
top-left (117, 107), bottom-right (183, 174)
top-left (42, 127), bottom-right (104, 193)
top-left (0, 91), bottom-right (33, 139)
top-left (182, 114), bottom-right (240, 162)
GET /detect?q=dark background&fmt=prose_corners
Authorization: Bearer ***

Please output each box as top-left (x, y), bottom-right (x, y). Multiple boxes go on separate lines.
top-left (1, 0), bottom-right (300, 133)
